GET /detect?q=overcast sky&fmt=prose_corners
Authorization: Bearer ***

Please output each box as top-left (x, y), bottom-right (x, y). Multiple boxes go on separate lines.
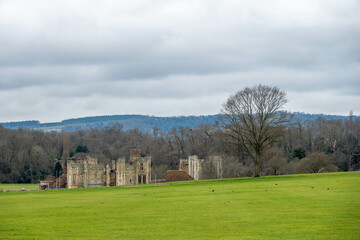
top-left (0, 0), bottom-right (359, 123)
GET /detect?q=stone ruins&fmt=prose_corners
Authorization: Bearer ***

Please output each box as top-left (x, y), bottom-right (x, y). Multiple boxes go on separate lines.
top-left (67, 149), bottom-right (151, 189)
top-left (179, 155), bottom-right (223, 180)
top-left (43, 149), bottom-right (223, 189)
top-left (179, 155), bottom-right (203, 180)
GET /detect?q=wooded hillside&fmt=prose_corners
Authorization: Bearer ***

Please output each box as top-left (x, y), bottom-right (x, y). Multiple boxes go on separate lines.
top-left (0, 115), bottom-right (359, 183)
top-left (1, 113), bottom-right (358, 132)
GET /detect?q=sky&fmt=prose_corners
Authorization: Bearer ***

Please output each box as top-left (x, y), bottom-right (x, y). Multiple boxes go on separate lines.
top-left (0, 0), bottom-right (359, 123)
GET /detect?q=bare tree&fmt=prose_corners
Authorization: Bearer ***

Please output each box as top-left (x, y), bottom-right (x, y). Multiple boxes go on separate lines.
top-left (220, 85), bottom-right (289, 177)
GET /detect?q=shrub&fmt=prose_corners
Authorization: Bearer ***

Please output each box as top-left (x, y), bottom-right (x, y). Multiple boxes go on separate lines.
top-left (295, 152), bottom-right (337, 174)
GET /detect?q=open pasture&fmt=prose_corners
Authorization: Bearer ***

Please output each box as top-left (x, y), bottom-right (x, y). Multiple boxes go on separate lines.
top-left (0, 184), bottom-right (39, 192)
top-left (0, 172), bottom-right (359, 239)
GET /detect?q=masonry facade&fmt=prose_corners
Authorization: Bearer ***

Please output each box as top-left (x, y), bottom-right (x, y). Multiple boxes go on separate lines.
top-left (116, 149), bottom-right (151, 186)
top-left (179, 155), bottom-right (223, 180)
top-left (67, 149), bottom-right (151, 189)
top-left (179, 155), bottom-right (203, 180)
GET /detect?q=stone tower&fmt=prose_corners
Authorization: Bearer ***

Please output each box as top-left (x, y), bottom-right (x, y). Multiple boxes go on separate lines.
top-left (116, 149), bottom-right (151, 186)
top-left (179, 155), bottom-right (203, 180)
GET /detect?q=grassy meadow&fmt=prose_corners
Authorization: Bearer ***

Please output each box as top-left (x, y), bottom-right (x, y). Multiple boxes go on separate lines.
top-left (0, 172), bottom-right (359, 240)
top-left (0, 184), bottom-right (39, 192)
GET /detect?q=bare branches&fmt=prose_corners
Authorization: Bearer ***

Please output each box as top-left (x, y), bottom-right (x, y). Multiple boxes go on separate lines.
top-left (220, 85), bottom-right (290, 177)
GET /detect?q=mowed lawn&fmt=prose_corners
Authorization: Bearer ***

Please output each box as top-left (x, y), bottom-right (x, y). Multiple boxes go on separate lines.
top-left (0, 184), bottom-right (39, 191)
top-left (0, 172), bottom-right (359, 240)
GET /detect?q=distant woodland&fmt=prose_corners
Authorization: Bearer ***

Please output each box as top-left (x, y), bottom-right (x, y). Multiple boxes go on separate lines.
top-left (1, 113), bottom-right (358, 132)
top-left (0, 116), bottom-right (359, 183)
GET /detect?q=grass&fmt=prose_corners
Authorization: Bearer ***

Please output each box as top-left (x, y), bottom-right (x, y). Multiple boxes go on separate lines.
top-left (0, 172), bottom-right (359, 239)
top-left (0, 184), bottom-right (39, 191)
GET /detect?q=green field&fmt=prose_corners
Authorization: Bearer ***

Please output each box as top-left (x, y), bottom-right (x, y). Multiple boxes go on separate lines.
top-left (0, 172), bottom-right (359, 240)
top-left (0, 184), bottom-right (39, 192)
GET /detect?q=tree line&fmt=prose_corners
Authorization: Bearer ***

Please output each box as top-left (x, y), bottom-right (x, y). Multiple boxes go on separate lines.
top-left (0, 85), bottom-right (359, 183)
top-left (0, 115), bottom-right (358, 183)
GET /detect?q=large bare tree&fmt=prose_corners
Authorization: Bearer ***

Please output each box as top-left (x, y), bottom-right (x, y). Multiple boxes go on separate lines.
top-left (220, 85), bottom-right (289, 177)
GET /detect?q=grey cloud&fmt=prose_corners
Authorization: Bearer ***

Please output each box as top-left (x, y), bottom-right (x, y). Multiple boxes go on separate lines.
top-left (0, 65), bottom-right (104, 90)
top-left (1, 1), bottom-right (358, 72)
top-left (0, 0), bottom-right (359, 122)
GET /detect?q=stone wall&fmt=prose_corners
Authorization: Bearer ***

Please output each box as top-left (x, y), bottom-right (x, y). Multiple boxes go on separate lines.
top-left (116, 151), bottom-right (151, 186)
top-left (179, 155), bottom-right (223, 180)
top-left (67, 156), bottom-right (105, 189)
top-left (179, 155), bottom-right (203, 180)
top-left (66, 150), bottom-right (151, 189)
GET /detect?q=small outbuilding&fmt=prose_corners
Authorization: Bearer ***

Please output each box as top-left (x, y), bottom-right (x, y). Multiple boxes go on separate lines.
top-left (40, 175), bottom-right (56, 190)
top-left (161, 170), bottom-right (194, 182)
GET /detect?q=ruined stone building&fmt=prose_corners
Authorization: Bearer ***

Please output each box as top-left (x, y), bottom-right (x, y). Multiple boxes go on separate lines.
top-left (179, 155), bottom-right (223, 180)
top-left (67, 156), bottom-right (105, 188)
top-left (66, 149), bottom-right (151, 189)
top-left (46, 151), bottom-right (223, 189)
top-left (179, 155), bottom-right (203, 180)
top-left (116, 149), bottom-right (151, 186)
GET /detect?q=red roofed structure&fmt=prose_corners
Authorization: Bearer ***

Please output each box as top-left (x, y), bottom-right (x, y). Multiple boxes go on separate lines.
top-left (161, 170), bottom-right (194, 182)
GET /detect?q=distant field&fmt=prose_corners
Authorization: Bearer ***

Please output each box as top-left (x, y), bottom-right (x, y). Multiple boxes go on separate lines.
top-left (0, 172), bottom-right (359, 240)
top-left (0, 183), bottom-right (39, 191)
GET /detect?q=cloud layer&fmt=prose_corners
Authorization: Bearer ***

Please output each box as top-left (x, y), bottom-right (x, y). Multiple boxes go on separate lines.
top-left (0, 0), bottom-right (359, 122)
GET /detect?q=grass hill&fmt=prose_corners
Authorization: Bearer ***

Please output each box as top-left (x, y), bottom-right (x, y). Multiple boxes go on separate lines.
top-left (0, 112), bottom-right (358, 132)
top-left (0, 172), bottom-right (359, 239)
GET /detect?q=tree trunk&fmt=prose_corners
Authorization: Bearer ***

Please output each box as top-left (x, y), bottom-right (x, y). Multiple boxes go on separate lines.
top-left (254, 151), bottom-right (260, 177)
